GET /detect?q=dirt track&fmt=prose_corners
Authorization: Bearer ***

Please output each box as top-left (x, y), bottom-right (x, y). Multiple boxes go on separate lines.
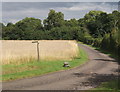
top-left (2, 43), bottom-right (119, 90)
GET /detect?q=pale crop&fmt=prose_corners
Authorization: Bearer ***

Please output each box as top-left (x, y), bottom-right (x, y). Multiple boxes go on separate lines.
top-left (1, 40), bottom-right (79, 65)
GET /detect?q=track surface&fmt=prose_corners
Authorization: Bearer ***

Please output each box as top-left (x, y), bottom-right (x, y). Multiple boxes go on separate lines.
top-left (2, 43), bottom-right (119, 90)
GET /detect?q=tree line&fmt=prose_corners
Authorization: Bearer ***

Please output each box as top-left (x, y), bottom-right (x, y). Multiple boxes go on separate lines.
top-left (1, 9), bottom-right (120, 63)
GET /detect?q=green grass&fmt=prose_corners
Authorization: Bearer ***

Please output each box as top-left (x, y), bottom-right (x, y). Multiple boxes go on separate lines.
top-left (1, 47), bottom-right (88, 81)
top-left (91, 80), bottom-right (120, 92)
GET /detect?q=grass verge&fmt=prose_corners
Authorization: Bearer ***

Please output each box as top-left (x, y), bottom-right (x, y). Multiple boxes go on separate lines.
top-left (1, 47), bottom-right (88, 81)
top-left (91, 80), bottom-right (120, 91)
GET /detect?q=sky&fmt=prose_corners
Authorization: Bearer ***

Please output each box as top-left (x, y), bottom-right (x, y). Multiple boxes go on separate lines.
top-left (2, 0), bottom-right (120, 2)
top-left (2, 2), bottom-right (119, 24)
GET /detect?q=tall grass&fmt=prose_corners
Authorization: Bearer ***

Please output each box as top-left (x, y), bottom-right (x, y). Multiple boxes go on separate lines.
top-left (1, 40), bottom-right (79, 65)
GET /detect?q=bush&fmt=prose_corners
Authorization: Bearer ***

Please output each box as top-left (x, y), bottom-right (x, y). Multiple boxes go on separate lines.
top-left (93, 38), bottom-right (102, 47)
top-left (101, 34), bottom-right (110, 51)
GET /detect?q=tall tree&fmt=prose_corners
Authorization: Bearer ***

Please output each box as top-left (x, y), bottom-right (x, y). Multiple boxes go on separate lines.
top-left (65, 18), bottom-right (79, 27)
top-left (84, 10), bottom-right (103, 22)
top-left (15, 17), bottom-right (43, 39)
top-left (43, 9), bottom-right (64, 30)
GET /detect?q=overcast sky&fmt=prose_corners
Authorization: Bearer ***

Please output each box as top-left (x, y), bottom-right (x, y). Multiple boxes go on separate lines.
top-left (2, 0), bottom-right (120, 2)
top-left (2, 2), bottom-right (119, 24)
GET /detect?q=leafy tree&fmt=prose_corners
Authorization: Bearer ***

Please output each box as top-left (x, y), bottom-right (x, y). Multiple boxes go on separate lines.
top-left (65, 18), bottom-right (79, 27)
top-left (43, 9), bottom-right (64, 30)
top-left (84, 10), bottom-right (103, 22)
top-left (78, 18), bottom-right (85, 27)
top-left (0, 23), bottom-right (4, 39)
top-left (83, 11), bottom-right (104, 37)
top-left (2, 23), bottom-right (16, 39)
top-left (16, 17), bottom-right (43, 31)
top-left (7, 22), bottom-right (14, 27)
top-left (15, 17), bottom-right (43, 39)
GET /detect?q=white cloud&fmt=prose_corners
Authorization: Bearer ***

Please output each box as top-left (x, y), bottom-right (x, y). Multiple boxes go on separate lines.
top-left (51, 2), bottom-right (118, 20)
top-left (8, 19), bottom-right (19, 23)
top-left (2, 8), bottom-right (49, 24)
top-left (57, 2), bottom-right (118, 13)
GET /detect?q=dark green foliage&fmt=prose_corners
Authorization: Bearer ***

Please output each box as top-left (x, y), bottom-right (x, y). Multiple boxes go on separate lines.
top-left (93, 38), bottom-right (102, 47)
top-left (43, 9), bottom-right (64, 30)
top-left (3, 17), bottom-right (43, 40)
top-left (0, 23), bottom-right (4, 39)
top-left (101, 34), bottom-right (110, 50)
top-left (65, 18), bottom-right (79, 27)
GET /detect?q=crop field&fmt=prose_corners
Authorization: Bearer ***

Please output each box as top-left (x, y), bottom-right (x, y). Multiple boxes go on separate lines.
top-left (1, 40), bottom-right (79, 65)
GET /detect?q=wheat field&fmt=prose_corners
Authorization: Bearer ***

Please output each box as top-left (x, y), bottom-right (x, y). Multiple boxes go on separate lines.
top-left (1, 40), bottom-right (79, 65)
